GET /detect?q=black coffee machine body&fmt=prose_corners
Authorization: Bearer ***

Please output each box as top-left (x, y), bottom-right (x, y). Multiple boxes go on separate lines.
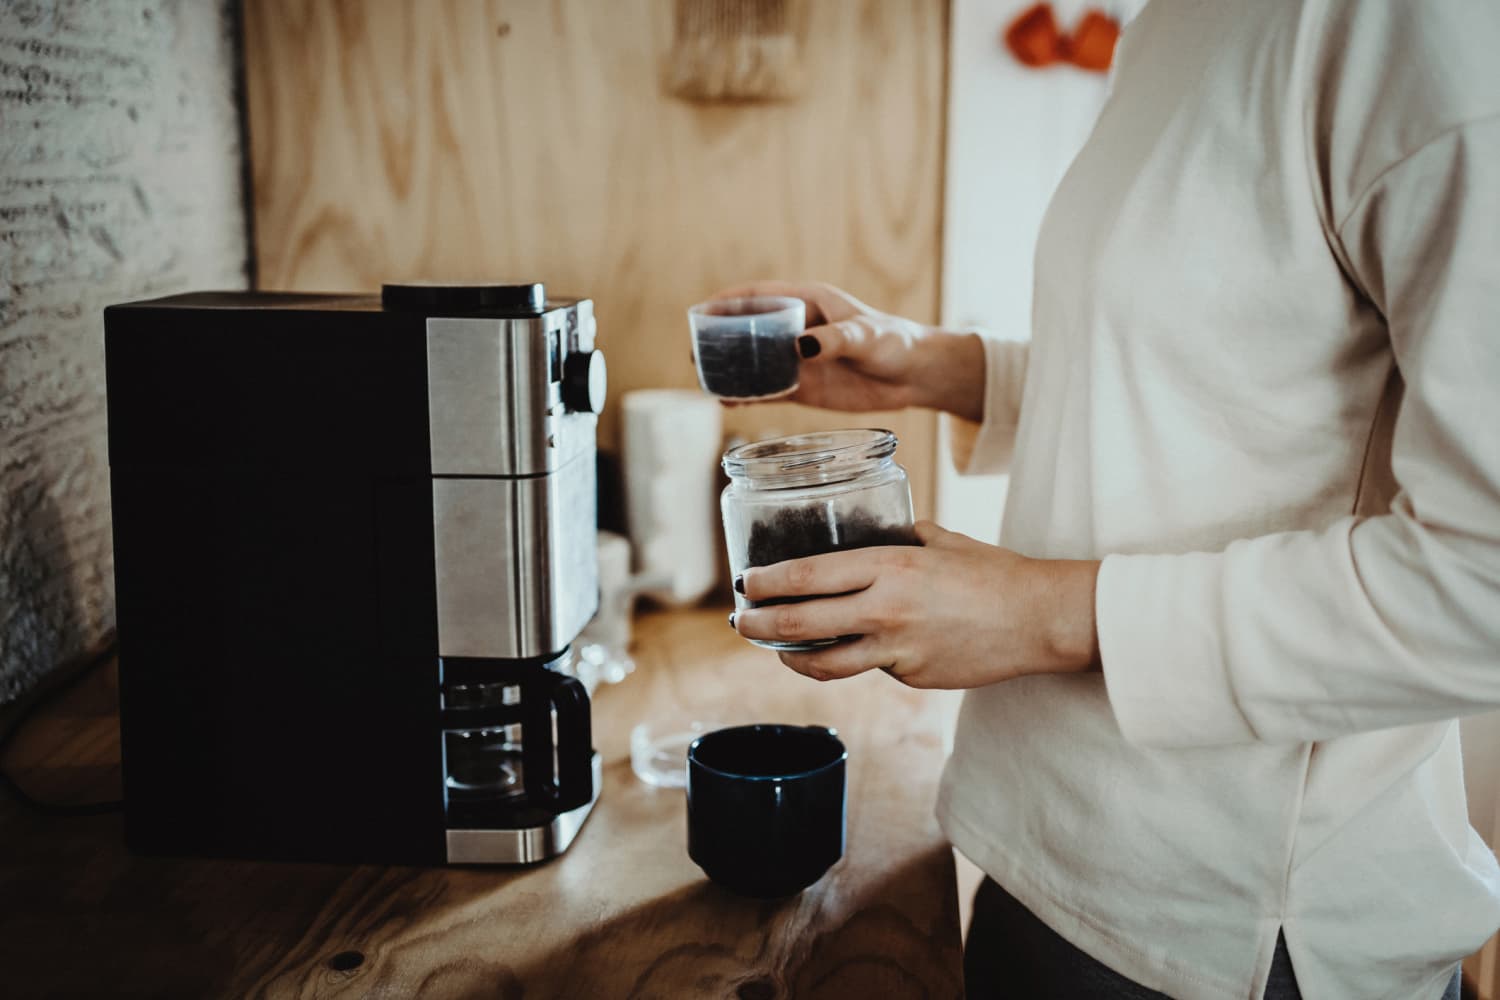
top-left (104, 283), bottom-right (607, 865)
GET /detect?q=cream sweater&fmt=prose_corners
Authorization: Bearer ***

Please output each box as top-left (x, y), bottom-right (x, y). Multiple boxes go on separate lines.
top-left (938, 1), bottom-right (1500, 997)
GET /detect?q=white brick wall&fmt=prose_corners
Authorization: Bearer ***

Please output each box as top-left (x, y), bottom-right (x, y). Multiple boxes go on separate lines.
top-left (0, 0), bottom-right (248, 700)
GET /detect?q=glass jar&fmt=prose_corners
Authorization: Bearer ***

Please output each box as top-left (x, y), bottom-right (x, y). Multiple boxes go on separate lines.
top-left (721, 429), bottom-right (917, 652)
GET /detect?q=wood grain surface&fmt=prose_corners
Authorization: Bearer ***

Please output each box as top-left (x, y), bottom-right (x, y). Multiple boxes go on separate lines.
top-left (0, 607), bottom-right (963, 999)
top-left (240, 0), bottom-right (947, 516)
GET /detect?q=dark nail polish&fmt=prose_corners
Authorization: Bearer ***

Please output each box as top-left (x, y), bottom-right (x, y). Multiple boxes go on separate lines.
top-left (797, 335), bottom-right (821, 359)
top-left (728, 611), bottom-right (737, 630)
top-left (733, 575), bottom-right (745, 595)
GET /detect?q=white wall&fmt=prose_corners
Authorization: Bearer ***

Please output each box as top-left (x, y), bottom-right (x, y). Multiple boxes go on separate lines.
top-left (0, 3), bottom-right (248, 700)
top-left (936, 0), bottom-right (1121, 541)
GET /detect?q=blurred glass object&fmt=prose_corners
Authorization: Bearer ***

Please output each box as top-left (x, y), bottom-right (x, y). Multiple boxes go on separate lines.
top-left (563, 531), bottom-right (665, 697)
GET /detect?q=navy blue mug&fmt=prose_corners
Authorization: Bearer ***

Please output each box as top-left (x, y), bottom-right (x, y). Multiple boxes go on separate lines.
top-left (686, 724), bottom-right (847, 898)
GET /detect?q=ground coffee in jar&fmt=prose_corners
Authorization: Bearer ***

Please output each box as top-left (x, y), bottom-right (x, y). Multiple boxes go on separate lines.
top-left (721, 429), bottom-right (917, 652)
top-left (745, 506), bottom-right (916, 569)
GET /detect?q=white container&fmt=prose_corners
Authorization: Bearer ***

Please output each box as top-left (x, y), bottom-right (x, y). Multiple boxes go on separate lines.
top-left (622, 389), bottom-right (723, 606)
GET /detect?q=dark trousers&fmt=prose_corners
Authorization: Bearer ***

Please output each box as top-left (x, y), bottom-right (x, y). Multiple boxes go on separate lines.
top-left (964, 876), bottom-right (1462, 1000)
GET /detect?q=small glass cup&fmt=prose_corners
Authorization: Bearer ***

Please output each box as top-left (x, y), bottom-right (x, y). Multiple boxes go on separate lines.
top-left (630, 718), bottom-right (721, 788)
top-left (688, 296), bottom-right (806, 401)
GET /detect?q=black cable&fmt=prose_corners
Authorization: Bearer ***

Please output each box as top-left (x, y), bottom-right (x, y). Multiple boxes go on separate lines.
top-left (0, 638), bottom-right (124, 816)
top-left (0, 769), bottom-right (124, 816)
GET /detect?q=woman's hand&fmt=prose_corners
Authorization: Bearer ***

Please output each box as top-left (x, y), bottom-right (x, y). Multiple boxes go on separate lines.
top-left (710, 280), bottom-right (986, 421)
top-left (731, 522), bottom-right (1101, 689)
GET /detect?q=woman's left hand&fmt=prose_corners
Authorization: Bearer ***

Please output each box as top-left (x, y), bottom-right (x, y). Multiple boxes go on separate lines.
top-left (732, 522), bottom-right (1102, 689)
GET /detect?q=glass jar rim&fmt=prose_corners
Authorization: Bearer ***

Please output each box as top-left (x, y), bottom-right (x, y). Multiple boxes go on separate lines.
top-left (722, 428), bottom-right (898, 481)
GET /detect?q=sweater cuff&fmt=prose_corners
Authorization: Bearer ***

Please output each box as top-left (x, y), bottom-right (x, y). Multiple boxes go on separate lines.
top-left (946, 333), bottom-right (1027, 476)
top-left (1097, 552), bottom-right (1259, 747)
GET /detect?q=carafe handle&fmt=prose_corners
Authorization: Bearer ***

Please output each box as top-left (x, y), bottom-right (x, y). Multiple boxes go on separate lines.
top-left (546, 674), bottom-right (594, 811)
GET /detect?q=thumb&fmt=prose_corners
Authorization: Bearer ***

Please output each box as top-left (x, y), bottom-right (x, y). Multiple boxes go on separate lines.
top-left (913, 520), bottom-right (956, 547)
top-left (798, 314), bottom-right (877, 365)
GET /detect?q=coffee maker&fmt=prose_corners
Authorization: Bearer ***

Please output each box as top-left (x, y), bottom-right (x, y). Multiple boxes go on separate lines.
top-left (104, 282), bottom-right (607, 865)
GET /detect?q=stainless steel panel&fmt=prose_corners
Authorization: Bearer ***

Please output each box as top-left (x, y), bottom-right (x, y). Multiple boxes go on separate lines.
top-left (425, 314), bottom-right (558, 477)
top-left (445, 753), bottom-right (603, 864)
top-left (432, 452), bottom-right (599, 659)
top-left (425, 302), bottom-right (597, 477)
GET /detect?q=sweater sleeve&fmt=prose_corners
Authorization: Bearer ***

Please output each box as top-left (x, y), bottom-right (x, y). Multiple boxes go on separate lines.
top-left (1099, 118), bottom-right (1500, 747)
top-left (946, 333), bottom-right (1030, 476)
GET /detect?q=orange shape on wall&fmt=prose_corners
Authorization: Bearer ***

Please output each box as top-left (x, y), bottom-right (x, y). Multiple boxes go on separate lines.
top-left (1067, 9), bottom-right (1120, 71)
top-left (1003, 4), bottom-right (1120, 74)
top-left (1004, 3), bottom-right (1064, 68)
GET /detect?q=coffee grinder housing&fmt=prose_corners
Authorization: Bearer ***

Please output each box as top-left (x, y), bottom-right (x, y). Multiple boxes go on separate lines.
top-left (104, 282), bottom-right (607, 865)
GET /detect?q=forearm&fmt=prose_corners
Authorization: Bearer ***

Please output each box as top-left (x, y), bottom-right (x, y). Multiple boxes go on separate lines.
top-left (1031, 557), bottom-right (1103, 675)
top-left (909, 328), bottom-right (988, 422)
top-left (1099, 509), bottom-right (1500, 747)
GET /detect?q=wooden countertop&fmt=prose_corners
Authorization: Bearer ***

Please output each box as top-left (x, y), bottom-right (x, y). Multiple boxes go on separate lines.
top-left (0, 607), bottom-right (963, 998)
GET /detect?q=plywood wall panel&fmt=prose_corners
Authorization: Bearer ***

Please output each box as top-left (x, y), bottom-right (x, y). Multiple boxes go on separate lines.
top-left (242, 0), bottom-right (945, 515)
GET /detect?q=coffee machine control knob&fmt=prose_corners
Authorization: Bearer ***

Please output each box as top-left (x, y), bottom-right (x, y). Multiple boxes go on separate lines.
top-left (562, 349), bottom-right (607, 414)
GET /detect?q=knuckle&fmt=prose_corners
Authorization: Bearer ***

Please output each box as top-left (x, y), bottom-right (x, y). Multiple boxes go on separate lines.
top-left (878, 547), bottom-right (916, 570)
top-left (894, 665), bottom-right (928, 688)
top-left (782, 653), bottom-right (829, 681)
top-left (788, 560), bottom-right (817, 590)
top-left (773, 607), bottom-right (806, 639)
top-left (873, 596), bottom-right (910, 627)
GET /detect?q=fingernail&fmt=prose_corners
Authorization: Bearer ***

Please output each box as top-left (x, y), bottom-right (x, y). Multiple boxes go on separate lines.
top-left (727, 611), bottom-right (737, 630)
top-left (733, 574), bottom-right (745, 594)
top-left (797, 335), bottom-right (821, 358)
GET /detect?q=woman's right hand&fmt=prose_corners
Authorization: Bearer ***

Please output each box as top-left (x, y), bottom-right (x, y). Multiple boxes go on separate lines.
top-left (708, 280), bottom-right (986, 421)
